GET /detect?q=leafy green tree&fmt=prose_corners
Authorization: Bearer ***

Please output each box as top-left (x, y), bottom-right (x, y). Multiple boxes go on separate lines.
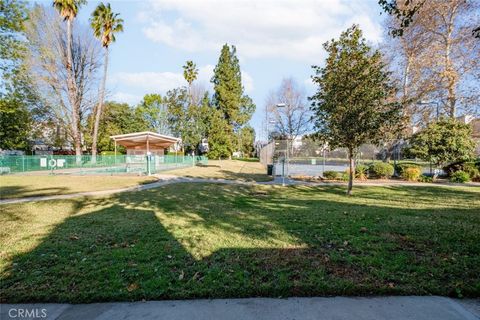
top-left (236, 125), bottom-right (255, 157)
top-left (211, 44), bottom-right (255, 156)
top-left (90, 2), bottom-right (123, 161)
top-left (406, 118), bottom-right (476, 167)
top-left (135, 93), bottom-right (171, 135)
top-left (165, 88), bottom-right (189, 142)
top-left (53, 0), bottom-right (86, 156)
top-left (0, 0), bottom-right (34, 150)
top-left (310, 25), bottom-right (402, 195)
top-left (207, 109), bottom-right (233, 159)
top-left (1, 0), bottom-right (26, 79)
top-left (0, 98), bottom-right (31, 150)
top-left (186, 92), bottom-right (211, 152)
top-left (165, 88), bottom-right (210, 153)
top-left (86, 101), bottom-right (144, 153)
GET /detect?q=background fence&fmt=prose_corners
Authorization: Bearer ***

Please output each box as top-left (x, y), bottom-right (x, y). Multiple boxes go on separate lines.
top-left (0, 154), bottom-right (207, 175)
top-left (267, 139), bottom-right (435, 177)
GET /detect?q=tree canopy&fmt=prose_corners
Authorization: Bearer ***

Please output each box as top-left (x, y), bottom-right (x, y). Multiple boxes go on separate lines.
top-left (210, 44), bottom-right (255, 157)
top-left (0, 0), bottom-right (33, 150)
top-left (310, 25), bottom-right (402, 194)
top-left (406, 118), bottom-right (476, 166)
top-left (136, 93), bottom-right (171, 135)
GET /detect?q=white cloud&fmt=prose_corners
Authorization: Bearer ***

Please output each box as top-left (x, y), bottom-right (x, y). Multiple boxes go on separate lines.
top-left (140, 0), bottom-right (383, 62)
top-left (111, 71), bottom-right (185, 92)
top-left (197, 64), bottom-right (214, 85)
top-left (110, 64), bottom-right (254, 95)
top-left (303, 77), bottom-right (315, 88)
top-left (242, 71), bottom-right (254, 93)
top-left (109, 92), bottom-right (143, 105)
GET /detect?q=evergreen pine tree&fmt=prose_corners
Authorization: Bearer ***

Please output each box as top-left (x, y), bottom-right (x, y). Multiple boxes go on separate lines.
top-left (210, 44), bottom-right (255, 157)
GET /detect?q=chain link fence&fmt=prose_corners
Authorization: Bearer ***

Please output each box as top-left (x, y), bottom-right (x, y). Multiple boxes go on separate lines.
top-left (261, 139), bottom-right (433, 178)
top-left (0, 154), bottom-right (207, 175)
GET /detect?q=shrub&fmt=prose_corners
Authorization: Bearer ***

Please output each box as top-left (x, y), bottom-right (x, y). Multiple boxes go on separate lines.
top-left (323, 171), bottom-right (339, 180)
top-left (395, 162), bottom-right (422, 176)
top-left (369, 162), bottom-right (394, 179)
top-left (443, 160), bottom-right (477, 177)
top-left (418, 175), bottom-right (433, 183)
top-left (401, 167), bottom-right (422, 181)
top-left (450, 171), bottom-right (471, 183)
top-left (341, 170), bottom-right (350, 181)
top-left (355, 164), bottom-right (369, 180)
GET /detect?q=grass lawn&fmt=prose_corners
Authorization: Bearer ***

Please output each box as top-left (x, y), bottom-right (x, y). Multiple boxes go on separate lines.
top-left (1, 183), bottom-right (479, 302)
top-left (0, 175), bottom-right (157, 199)
top-left (164, 160), bottom-right (272, 182)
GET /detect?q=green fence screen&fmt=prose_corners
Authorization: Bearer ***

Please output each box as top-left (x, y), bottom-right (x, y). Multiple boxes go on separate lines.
top-left (0, 155), bottom-right (208, 175)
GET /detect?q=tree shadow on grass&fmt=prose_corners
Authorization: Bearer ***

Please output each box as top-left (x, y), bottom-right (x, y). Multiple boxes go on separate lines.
top-left (1, 183), bottom-right (479, 303)
top-left (288, 184), bottom-right (480, 210)
top-left (0, 185), bottom-right (69, 200)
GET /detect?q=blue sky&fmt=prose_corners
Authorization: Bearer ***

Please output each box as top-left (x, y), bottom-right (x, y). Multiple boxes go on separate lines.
top-left (41, 0), bottom-right (386, 139)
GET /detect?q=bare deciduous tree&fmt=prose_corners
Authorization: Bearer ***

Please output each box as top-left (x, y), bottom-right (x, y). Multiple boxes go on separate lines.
top-left (265, 77), bottom-right (311, 141)
top-left (383, 0), bottom-right (480, 122)
top-left (23, 5), bottom-right (102, 152)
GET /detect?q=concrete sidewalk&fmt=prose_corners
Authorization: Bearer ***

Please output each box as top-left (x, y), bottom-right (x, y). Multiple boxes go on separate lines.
top-left (0, 176), bottom-right (255, 205)
top-left (1, 297), bottom-right (479, 320)
top-left (2, 173), bottom-right (478, 205)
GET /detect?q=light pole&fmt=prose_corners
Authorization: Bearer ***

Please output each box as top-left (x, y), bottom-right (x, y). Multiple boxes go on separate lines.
top-left (266, 119), bottom-right (276, 143)
top-left (276, 103), bottom-right (287, 186)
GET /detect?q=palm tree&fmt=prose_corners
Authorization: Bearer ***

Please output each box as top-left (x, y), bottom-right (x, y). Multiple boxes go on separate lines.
top-left (90, 2), bottom-right (124, 162)
top-left (183, 60), bottom-right (198, 105)
top-left (53, 0), bottom-right (86, 158)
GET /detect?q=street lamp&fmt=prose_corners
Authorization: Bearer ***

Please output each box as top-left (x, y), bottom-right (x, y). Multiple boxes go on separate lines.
top-left (417, 100), bottom-right (439, 120)
top-left (275, 103), bottom-right (287, 186)
top-left (266, 120), bottom-right (276, 143)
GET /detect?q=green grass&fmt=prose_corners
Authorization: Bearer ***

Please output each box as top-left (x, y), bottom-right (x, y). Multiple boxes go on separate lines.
top-left (164, 160), bottom-right (272, 182)
top-left (0, 175), bottom-right (157, 199)
top-left (1, 183), bottom-right (479, 302)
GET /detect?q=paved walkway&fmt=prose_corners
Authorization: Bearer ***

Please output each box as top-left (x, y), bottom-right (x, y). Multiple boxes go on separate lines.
top-left (1, 297), bottom-right (479, 320)
top-left (0, 175), bottom-right (257, 205)
top-left (1, 174), bottom-right (478, 205)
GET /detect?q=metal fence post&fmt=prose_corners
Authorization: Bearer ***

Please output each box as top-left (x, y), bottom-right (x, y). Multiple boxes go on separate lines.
top-left (323, 148), bottom-right (326, 176)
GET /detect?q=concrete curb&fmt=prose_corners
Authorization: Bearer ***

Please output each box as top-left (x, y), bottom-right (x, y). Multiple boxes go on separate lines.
top-left (1, 297), bottom-right (479, 320)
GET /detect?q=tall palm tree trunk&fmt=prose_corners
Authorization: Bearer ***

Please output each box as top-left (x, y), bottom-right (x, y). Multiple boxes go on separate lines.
top-left (66, 18), bottom-right (82, 161)
top-left (91, 47), bottom-right (109, 163)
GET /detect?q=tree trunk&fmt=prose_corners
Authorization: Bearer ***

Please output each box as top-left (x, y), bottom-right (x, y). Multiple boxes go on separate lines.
top-left (347, 149), bottom-right (355, 196)
top-left (91, 47), bottom-right (109, 163)
top-left (66, 18), bottom-right (82, 161)
top-left (402, 57), bottom-right (411, 124)
top-left (445, 10), bottom-right (457, 118)
top-left (445, 38), bottom-right (456, 118)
